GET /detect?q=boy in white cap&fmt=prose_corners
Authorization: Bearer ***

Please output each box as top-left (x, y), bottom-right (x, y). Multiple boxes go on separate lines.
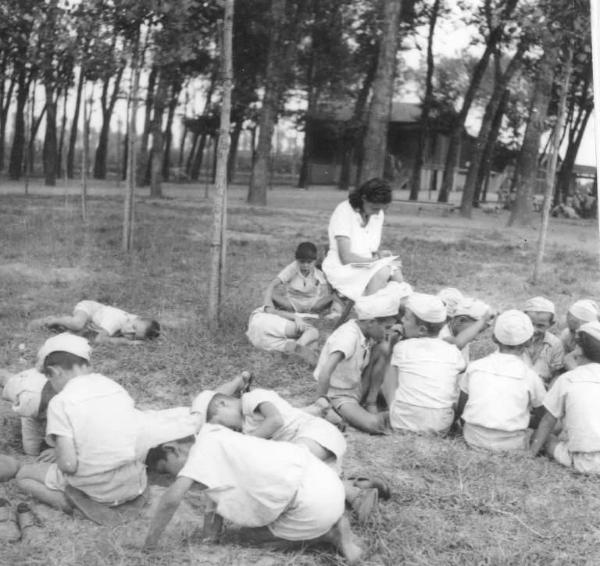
top-left (15, 333), bottom-right (147, 518)
top-left (531, 321), bottom-right (600, 474)
top-left (522, 296), bottom-right (564, 385)
top-left (143, 405), bottom-right (362, 563)
top-left (190, 387), bottom-right (387, 524)
top-left (456, 310), bottom-right (546, 451)
top-left (39, 300), bottom-right (160, 344)
top-left (384, 293), bottom-right (466, 435)
top-left (439, 297), bottom-right (495, 364)
top-left (560, 299), bottom-right (599, 355)
top-left (312, 285), bottom-right (402, 434)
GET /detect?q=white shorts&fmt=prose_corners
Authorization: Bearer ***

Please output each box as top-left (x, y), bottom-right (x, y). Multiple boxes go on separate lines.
top-left (45, 460), bottom-right (147, 505)
top-left (295, 418), bottom-right (347, 471)
top-left (551, 442), bottom-right (600, 475)
top-left (246, 312), bottom-right (298, 353)
top-left (268, 455), bottom-right (345, 541)
top-left (390, 400), bottom-right (454, 435)
top-left (73, 300), bottom-right (100, 317)
top-left (463, 423), bottom-right (532, 452)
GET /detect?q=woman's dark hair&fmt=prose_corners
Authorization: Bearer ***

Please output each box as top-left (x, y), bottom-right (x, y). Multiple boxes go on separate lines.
top-left (348, 178), bottom-right (392, 211)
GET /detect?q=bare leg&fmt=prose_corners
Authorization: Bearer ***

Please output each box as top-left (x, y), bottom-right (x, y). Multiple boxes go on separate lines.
top-left (362, 340), bottom-right (392, 411)
top-left (296, 326), bottom-right (319, 347)
top-left (16, 464), bottom-right (72, 513)
top-left (320, 515), bottom-right (362, 565)
top-left (543, 433), bottom-right (561, 457)
top-left (364, 266), bottom-right (392, 296)
top-left (42, 310), bottom-right (89, 332)
top-left (311, 294), bottom-right (334, 314)
top-left (337, 402), bottom-right (388, 435)
top-left (272, 289), bottom-right (295, 312)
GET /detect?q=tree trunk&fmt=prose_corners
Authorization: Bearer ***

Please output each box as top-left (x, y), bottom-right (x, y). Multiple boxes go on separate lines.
top-left (438, 0), bottom-right (518, 202)
top-left (43, 83), bottom-right (57, 186)
top-left (460, 42), bottom-right (525, 216)
top-left (247, 0), bottom-right (287, 205)
top-left (476, 87), bottom-right (510, 203)
top-left (227, 119), bottom-right (243, 182)
top-left (93, 64), bottom-right (125, 179)
top-left (532, 44), bottom-right (573, 282)
top-left (508, 45), bottom-right (557, 227)
top-left (82, 85), bottom-right (89, 221)
top-left (137, 65), bottom-right (157, 185)
top-left (67, 68), bottom-right (84, 179)
top-left (123, 31), bottom-right (142, 251)
top-left (161, 81), bottom-right (181, 181)
top-left (8, 69), bottom-right (28, 179)
top-left (208, 0), bottom-right (234, 328)
top-left (149, 70), bottom-right (169, 198)
top-left (409, 0), bottom-right (440, 201)
top-left (57, 88), bottom-right (68, 178)
top-left (0, 66), bottom-right (16, 172)
top-left (358, 0), bottom-right (402, 184)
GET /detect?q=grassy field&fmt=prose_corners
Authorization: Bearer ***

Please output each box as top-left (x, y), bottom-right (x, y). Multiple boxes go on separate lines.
top-left (1, 187), bottom-right (600, 566)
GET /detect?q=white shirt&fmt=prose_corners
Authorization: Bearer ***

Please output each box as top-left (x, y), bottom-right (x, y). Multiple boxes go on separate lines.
top-left (242, 389), bottom-right (317, 440)
top-left (460, 352), bottom-right (546, 432)
top-left (46, 373), bottom-right (139, 476)
top-left (323, 200), bottom-right (384, 268)
top-left (544, 364), bottom-right (600, 452)
top-left (277, 262), bottom-right (328, 308)
top-left (76, 300), bottom-right (134, 336)
top-left (313, 320), bottom-right (370, 390)
top-left (178, 424), bottom-right (309, 527)
top-left (391, 338), bottom-right (466, 409)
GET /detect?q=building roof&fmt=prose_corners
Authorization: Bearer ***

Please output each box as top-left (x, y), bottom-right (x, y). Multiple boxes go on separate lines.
top-left (310, 100), bottom-right (422, 123)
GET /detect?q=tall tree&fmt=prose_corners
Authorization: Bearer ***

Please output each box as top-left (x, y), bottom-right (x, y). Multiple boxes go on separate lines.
top-left (437, 0), bottom-right (518, 202)
top-left (358, 0), bottom-right (403, 184)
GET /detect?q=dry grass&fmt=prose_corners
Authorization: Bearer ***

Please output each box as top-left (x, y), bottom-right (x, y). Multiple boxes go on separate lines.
top-left (1, 191), bottom-right (600, 565)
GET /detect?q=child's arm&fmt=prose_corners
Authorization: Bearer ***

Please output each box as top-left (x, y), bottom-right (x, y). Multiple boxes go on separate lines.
top-left (315, 351), bottom-right (344, 399)
top-left (247, 402), bottom-right (284, 439)
top-left (444, 311), bottom-right (496, 350)
top-left (263, 278), bottom-right (283, 307)
top-left (41, 312), bottom-right (88, 332)
top-left (529, 410), bottom-right (557, 456)
top-left (263, 307), bottom-right (308, 332)
top-left (144, 476), bottom-right (197, 550)
top-left (454, 391), bottom-right (468, 422)
top-left (54, 435), bottom-right (78, 474)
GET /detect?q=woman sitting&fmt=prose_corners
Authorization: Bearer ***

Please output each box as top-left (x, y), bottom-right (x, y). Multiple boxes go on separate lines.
top-left (322, 178), bottom-right (402, 301)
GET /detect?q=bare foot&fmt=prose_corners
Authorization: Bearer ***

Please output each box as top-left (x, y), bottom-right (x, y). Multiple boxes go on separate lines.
top-left (326, 515), bottom-right (362, 565)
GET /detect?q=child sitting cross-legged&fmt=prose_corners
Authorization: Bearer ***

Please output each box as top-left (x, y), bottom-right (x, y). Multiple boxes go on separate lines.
top-left (143, 415), bottom-right (362, 563)
top-left (312, 287), bottom-right (402, 435)
top-left (39, 300), bottom-right (160, 345)
top-left (246, 242), bottom-right (332, 366)
top-left (522, 296), bottom-right (565, 386)
top-left (15, 334), bottom-right (147, 520)
top-left (530, 321), bottom-right (600, 474)
top-left (455, 310), bottom-right (546, 451)
top-left (190, 387), bottom-right (388, 524)
top-left (383, 293), bottom-right (466, 435)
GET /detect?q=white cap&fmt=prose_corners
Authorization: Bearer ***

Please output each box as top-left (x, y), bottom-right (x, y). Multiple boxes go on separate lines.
top-left (569, 300), bottom-right (599, 322)
top-left (36, 333), bottom-right (92, 371)
top-left (493, 310), bottom-right (534, 346)
top-left (354, 281), bottom-right (410, 320)
top-left (437, 288), bottom-right (464, 317)
top-left (2, 368), bottom-right (47, 418)
top-left (405, 293), bottom-right (447, 324)
top-left (523, 296), bottom-right (555, 315)
top-left (578, 320), bottom-right (600, 342)
top-left (190, 390), bottom-right (217, 431)
top-left (453, 298), bottom-right (490, 320)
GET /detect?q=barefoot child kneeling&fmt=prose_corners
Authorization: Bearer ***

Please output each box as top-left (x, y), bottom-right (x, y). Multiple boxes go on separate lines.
top-left (144, 425), bottom-right (362, 563)
top-left (16, 334), bottom-right (147, 515)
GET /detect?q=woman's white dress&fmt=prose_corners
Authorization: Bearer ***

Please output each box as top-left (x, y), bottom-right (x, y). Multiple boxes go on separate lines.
top-left (322, 200), bottom-right (395, 300)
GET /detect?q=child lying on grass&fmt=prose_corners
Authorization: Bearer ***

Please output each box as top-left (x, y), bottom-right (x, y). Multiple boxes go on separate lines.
top-left (456, 310), bottom-right (546, 451)
top-left (144, 428), bottom-right (362, 564)
top-left (530, 321), bottom-right (600, 474)
top-left (38, 300), bottom-right (160, 344)
top-left (191, 387), bottom-right (389, 523)
top-left (247, 242), bottom-right (333, 366)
